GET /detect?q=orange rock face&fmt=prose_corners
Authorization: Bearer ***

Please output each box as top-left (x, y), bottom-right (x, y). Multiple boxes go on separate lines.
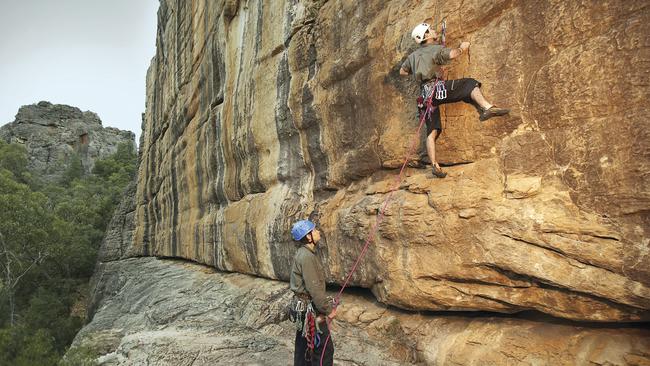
top-left (134, 0), bottom-right (649, 323)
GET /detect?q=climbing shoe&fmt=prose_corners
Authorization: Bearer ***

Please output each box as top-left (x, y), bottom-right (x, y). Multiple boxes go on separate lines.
top-left (432, 165), bottom-right (447, 178)
top-left (408, 159), bottom-right (427, 169)
top-left (479, 106), bottom-right (510, 121)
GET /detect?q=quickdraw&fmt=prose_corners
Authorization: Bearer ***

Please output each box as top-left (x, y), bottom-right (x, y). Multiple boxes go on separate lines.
top-left (435, 80), bottom-right (447, 100)
top-left (304, 311), bottom-right (315, 360)
top-left (288, 295), bottom-right (307, 331)
top-left (435, 19), bottom-right (448, 100)
top-left (302, 303), bottom-right (321, 361)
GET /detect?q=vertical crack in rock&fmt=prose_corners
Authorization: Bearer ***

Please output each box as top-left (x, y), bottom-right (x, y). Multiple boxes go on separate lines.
top-left (302, 83), bottom-right (329, 191)
top-left (226, 1), bottom-right (266, 200)
top-left (174, 0), bottom-right (184, 92)
top-left (207, 14), bottom-right (228, 204)
top-left (274, 52), bottom-right (306, 186)
top-left (170, 145), bottom-right (179, 256)
top-left (142, 204), bottom-right (150, 256)
top-left (211, 103), bottom-right (228, 205)
top-left (268, 3), bottom-right (311, 280)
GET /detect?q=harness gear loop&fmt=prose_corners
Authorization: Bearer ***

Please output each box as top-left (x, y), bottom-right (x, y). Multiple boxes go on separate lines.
top-left (435, 80), bottom-right (447, 100)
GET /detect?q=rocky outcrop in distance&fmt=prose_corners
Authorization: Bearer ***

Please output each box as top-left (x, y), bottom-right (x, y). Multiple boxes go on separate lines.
top-left (131, 0), bottom-right (649, 322)
top-left (0, 101), bottom-right (135, 182)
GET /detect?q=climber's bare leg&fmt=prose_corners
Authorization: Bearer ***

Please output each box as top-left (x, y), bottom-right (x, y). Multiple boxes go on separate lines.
top-left (470, 87), bottom-right (492, 110)
top-left (426, 130), bottom-right (439, 168)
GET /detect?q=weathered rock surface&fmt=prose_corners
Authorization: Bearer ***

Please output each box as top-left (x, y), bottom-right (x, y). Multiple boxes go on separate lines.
top-left (74, 257), bottom-right (405, 366)
top-left (131, 0), bottom-right (649, 322)
top-left (97, 181), bottom-right (138, 262)
top-left (0, 101), bottom-right (135, 181)
top-left (70, 257), bottom-right (650, 365)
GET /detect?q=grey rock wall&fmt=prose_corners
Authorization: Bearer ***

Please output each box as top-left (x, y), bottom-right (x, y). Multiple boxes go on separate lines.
top-left (71, 257), bottom-right (650, 365)
top-left (97, 181), bottom-right (139, 262)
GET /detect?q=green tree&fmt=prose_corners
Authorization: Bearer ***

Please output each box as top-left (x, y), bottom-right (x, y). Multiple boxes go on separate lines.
top-left (0, 170), bottom-right (52, 325)
top-left (0, 140), bottom-right (32, 185)
top-left (24, 287), bottom-right (83, 351)
top-left (0, 140), bottom-right (137, 364)
top-left (60, 154), bottom-right (84, 187)
top-left (14, 329), bottom-right (60, 366)
top-left (0, 326), bottom-right (19, 364)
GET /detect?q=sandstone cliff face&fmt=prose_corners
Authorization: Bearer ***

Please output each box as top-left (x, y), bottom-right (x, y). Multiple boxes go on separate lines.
top-left (133, 0), bottom-right (649, 322)
top-left (0, 101), bottom-right (135, 182)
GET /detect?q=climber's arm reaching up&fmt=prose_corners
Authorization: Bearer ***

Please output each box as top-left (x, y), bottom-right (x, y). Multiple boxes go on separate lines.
top-left (449, 41), bottom-right (471, 59)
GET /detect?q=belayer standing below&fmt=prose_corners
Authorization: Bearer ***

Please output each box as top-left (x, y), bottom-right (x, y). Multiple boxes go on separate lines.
top-left (400, 22), bottom-right (510, 178)
top-left (289, 220), bottom-right (337, 366)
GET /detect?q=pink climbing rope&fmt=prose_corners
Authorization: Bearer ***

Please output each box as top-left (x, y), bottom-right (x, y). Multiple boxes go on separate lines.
top-left (319, 97), bottom-right (436, 365)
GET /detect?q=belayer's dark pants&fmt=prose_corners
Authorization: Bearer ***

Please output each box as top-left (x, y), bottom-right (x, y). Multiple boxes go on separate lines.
top-left (294, 321), bottom-right (334, 366)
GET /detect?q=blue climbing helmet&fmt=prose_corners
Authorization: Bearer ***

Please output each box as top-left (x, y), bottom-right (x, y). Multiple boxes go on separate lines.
top-left (291, 220), bottom-right (315, 241)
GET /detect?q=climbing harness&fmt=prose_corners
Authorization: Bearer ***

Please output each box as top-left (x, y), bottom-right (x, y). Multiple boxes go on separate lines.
top-left (418, 78), bottom-right (444, 130)
top-left (288, 295), bottom-right (325, 362)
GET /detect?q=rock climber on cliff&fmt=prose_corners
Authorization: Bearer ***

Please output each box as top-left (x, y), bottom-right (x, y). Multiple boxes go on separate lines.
top-left (399, 22), bottom-right (510, 178)
top-left (288, 219), bottom-right (337, 366)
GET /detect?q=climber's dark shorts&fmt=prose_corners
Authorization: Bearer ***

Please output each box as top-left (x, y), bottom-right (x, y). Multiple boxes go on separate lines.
top-left (418, 78), bottom-right (482, 137)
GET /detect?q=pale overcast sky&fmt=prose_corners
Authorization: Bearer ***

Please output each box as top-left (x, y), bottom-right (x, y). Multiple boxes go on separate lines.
top-left (0, 0), bottom-right (159, 145)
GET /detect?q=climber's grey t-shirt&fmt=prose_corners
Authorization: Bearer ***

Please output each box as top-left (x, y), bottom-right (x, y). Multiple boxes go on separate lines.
top-left (401, 44), bottom-right (453, 82)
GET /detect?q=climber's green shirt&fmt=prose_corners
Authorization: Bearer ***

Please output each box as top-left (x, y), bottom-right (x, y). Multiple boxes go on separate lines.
top-left (401, 44), bottom-right (453, 82)
top-left (290, 245), bottom-right (332, 315)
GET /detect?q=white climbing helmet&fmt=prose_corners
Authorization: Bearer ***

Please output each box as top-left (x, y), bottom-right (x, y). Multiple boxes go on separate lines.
top-left (411, 23), bottom-right (430, 44)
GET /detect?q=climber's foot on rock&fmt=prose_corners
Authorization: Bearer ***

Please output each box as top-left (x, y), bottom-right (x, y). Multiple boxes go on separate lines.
top-left (408, 160), bottom-right (427, 169)
top-left (479, 106), bottom-right (510, 121)
top-left (432, 164), bottom-right (447, 178)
